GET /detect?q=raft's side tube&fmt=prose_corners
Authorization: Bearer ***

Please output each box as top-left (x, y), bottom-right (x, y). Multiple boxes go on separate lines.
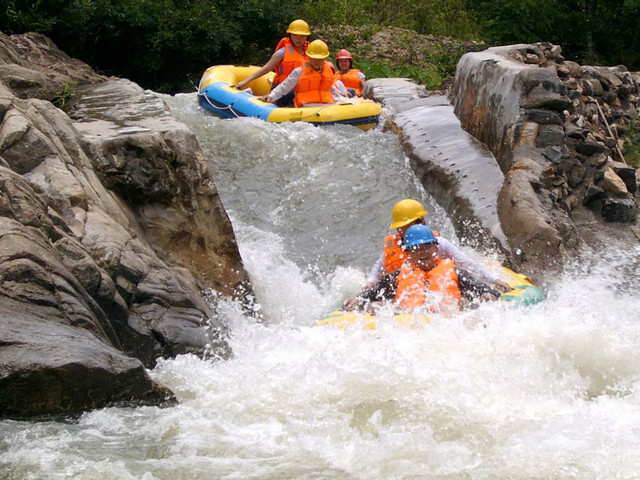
top-left (499, 267), bottom-right (546, 307)
top-left (199, 83), bottom-right (277, 120)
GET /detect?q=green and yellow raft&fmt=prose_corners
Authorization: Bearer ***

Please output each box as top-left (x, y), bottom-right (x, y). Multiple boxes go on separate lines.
top-left (315, 267), bottom-right (545, 329)
top-left (197, 65), bottom-right (382, 131)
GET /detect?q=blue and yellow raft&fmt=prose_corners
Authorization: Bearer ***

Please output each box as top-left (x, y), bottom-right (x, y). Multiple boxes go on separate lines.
top-left (197, 65), bottom-right (382, 131)
top-left (315, 267), bottom-right (545, 329)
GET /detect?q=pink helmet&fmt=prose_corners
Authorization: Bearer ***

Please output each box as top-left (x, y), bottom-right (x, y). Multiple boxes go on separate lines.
top-left (335, 49), bottom-right (353, 60)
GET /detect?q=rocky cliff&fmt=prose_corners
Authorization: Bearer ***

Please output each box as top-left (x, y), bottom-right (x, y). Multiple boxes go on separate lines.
top-left (0, 32), bottom-right (252, 418)
top-left (451, 43), bottom-right (640, 273)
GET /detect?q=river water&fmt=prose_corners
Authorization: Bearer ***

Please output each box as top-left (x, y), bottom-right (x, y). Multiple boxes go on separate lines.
top-left (2, 94), bottom-right (640, 479)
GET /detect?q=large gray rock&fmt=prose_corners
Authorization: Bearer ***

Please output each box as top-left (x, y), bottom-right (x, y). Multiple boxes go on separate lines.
top-left (0, 32), bottom-right (251, 418)
top-left (0, 31), bottom-right (105, 101)
top-left (0, 166), bottom-right (175, 417)
top-left (368, 81), bottom-right (508, 253)
top-left (0, 299), bottom-right (176, 418)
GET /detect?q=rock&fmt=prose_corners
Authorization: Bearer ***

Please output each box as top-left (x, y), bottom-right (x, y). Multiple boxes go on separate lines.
top-left (556, 66), bottom-right (571, 79)
top-left (562, 61), bottom-right (584, 77)
top-left (536, 124), bottom-right (565, 147)
top-left (603, 167), bottom-right (628, 195)
top-left (573, 138), bottom-right (606, 156)
top-left (0, 299), bottom-right (176, 418)
top-left (0, 64), bottom-right (53, 100)
top-left (521, 109), bottom-right (564, 125)
top-left (583, 183), bottom-right (605, 206)
top-left (582, 79), bottom-right (604, 96)
top-left (543, 146), bottom-right (563, 163)
top-left (602, 195), bottom-right (637, 222)
top-left (609, 160), bottom-right (637, 193)
top-left (618, 84), bottom-right (633, 98)
top-left (565, 124), bottom-right (589, 139)
top-left (498, 154), bottom-right (566, 271)
top-left (452, 42), bottom-right (639, 272)
top-left (512, 122), bottom-right (540, 148)
top-left (70, 79), bottom-right (251, 297)
top-left (520, 86), bottom-right (573, 111)
top-left (560, 193), bottom-right (580, 212)
top-left (586, 153), bottom-right (609, 169)
top-left (0, 31), bottom-right (252, 418)
top-left (0, 31), bottom-right (105, 100)
top-left (561, 156), bottom-right (587, 187)
top-left (604, 73), bottom-right (624, 88)
top-left (0, 104), bottom-right (58, 174)
top-left (364, 77), bottom-right (428, 111)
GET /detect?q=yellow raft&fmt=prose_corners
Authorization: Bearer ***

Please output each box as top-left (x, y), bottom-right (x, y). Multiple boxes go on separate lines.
top-left (197, 65), bottom-right (381, 131)
top-left (315, 267), bottom-right (545, 329)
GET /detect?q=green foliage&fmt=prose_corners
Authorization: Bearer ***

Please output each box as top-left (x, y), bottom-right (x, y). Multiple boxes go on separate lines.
top-left (427, 45), bottom-right (469, 78)
top-left (0, 0), bottom-right (637, 92)
top-left (358, 59), bottom-right (443, 90)
top-left (624, 113), bottom-right (640, 168)
top-left (0, 0), bottom-right (301, 93)
top-left (467, 0), bottom-right (640, 69)
top-left (51, 81), bottom-right (76, 110)
top-left (303, 0), bottom-right (479, 39)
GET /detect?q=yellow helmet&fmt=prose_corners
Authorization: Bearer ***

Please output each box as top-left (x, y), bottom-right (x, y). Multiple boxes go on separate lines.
top-left (306, 40), bottom-right (330, 59)
top-left (286, 19), bottom-right (311, 36)
top-left (389, 199), bottom-right (428, 229)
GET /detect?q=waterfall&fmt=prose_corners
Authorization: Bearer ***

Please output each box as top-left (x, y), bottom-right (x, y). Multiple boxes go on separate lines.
top-left (1, 93), bottom-right (639, 480)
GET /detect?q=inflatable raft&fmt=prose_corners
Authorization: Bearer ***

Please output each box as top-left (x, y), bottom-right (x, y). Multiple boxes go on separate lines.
top-left (197, 65), bottom-right (381, 131)
top-left (315, 267), bottom-right (545, 329)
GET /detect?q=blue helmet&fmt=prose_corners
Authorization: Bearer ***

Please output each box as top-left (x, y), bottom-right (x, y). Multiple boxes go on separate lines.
top-left (404, 224), bottom-right (438, 248)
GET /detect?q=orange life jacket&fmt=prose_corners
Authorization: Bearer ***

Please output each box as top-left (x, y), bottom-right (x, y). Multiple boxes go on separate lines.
top-left (383, 234), bottom-right (406, 274)
top-left (394, 258), bottom-right (461, 312)
top-left (383, 230), bottom-right (440, 274)
top-left (336, 68), bottom-right (363, 95)
top-left (273, 37), bottom-right (308, 87)
top-left (294, 62), bottom-right (335, 107)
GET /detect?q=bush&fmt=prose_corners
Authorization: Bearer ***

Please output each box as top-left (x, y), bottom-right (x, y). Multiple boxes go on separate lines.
top-left (624, 113), bottom-right (640, 168)
top-left (0, 0), bottom-right (301, 93)
top-left (1, 0), bottom-right (637, 92)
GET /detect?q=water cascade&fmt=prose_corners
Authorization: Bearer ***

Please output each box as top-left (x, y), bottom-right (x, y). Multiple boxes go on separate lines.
top-left (1, 93), bottom-right (639, 479)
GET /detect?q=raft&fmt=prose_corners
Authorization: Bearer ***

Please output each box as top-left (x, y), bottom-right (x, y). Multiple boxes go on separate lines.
top-left (315, 267), bottom-right (545, 329)
top-left (197, 65), bottom-right (381, 131)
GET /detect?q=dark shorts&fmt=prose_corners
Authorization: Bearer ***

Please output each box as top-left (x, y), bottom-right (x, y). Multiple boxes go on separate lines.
top-left (274, 90), bottom-right (295, 108)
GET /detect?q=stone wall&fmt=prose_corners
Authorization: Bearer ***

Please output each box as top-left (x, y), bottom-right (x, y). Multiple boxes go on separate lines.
top-left (451, 43), bottom-right (640, 271)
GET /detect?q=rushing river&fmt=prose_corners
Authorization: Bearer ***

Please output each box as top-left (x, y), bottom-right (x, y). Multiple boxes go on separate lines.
top-left (2, 94), bottom-right (640, 480)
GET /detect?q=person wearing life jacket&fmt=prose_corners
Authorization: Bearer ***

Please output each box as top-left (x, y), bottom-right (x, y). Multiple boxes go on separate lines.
top-left (395, 225), bottom-right (464, 312)
top-left (342, 198), bottom-right (510, 311)
top-left (259, 40), bottom-right (345, 108)
top-left (344, 225), bottom-right (500, 313)
top-left (365, 198), bottom-right (511, 290)
top-left (334, 49), bottom-right (365, 97)
top-left (233, 19), bottom-right (310, 107)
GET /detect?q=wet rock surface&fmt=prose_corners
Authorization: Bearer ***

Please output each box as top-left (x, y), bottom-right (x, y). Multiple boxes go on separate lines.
top-left (451, 43), bottom-right (640, 274)
top-left (370, 82), bottom-right (508, 254)
top-left (0, 32), bottom-right (251, 418)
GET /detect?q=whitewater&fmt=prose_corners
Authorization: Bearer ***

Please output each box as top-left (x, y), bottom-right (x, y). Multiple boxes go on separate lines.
top-left (1, 93), bottom-right (639, 480)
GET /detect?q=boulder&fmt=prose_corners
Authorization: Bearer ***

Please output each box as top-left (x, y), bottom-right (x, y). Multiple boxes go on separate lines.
top-left (0, 299), bottom-right (175, 418)
top-left (0, 31), bottom-right (250, 418)
top-left (0, 31), bottom-right (105, 101)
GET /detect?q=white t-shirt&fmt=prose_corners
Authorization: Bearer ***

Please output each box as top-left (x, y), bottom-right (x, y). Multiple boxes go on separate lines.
top-left (267, 65), bottom-right (346, 105)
